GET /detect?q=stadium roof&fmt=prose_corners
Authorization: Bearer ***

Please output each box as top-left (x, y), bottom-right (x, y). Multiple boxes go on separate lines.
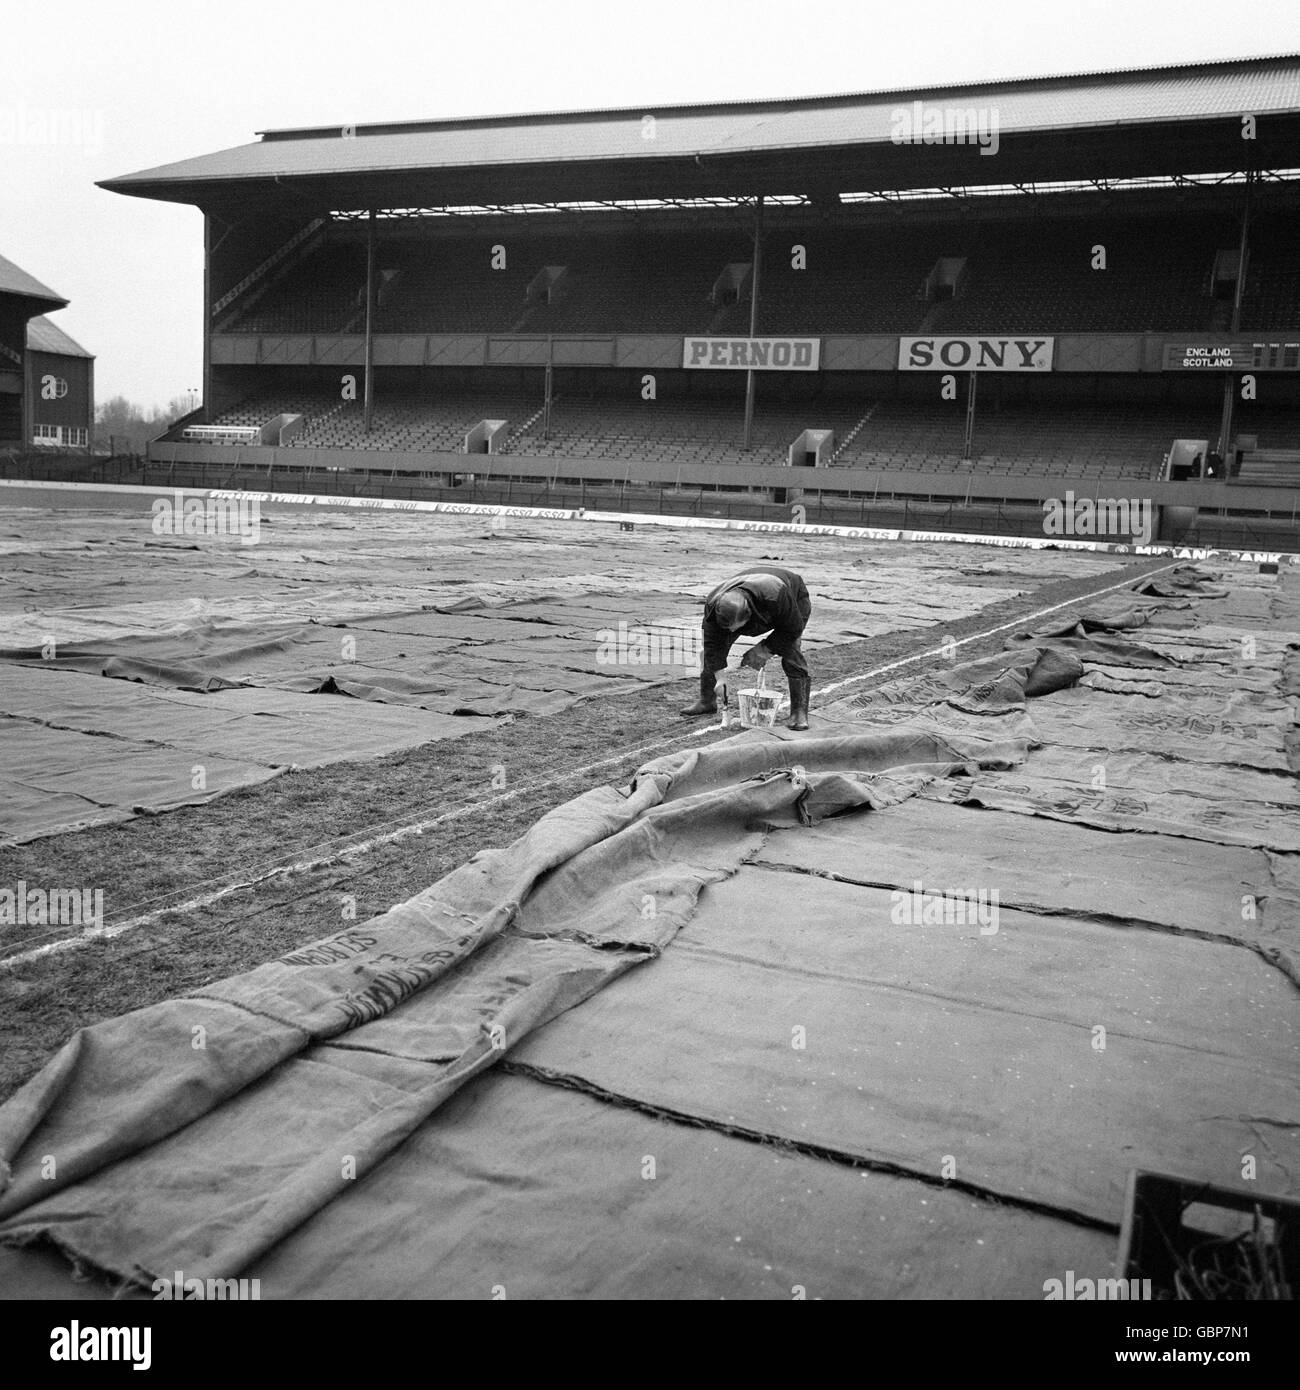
top-left (26, 315), bottom-right (92, 358)
top-left (0, 254), bottom-right (67, 312)
top-left (99, 56), bottom-right (1300, 216)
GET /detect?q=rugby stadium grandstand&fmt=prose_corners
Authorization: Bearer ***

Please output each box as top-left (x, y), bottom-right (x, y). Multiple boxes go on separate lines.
top-left (4, 51), bottom-right (1287, 547)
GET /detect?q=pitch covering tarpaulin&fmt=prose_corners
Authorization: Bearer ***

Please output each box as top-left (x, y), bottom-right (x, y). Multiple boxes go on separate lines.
top-left (0, 721), bottom-right (1028, 1286)
top-left (0, 508), bottom-right (1094, 845)
top-left (1, 564), bottom-right (1296, 1298)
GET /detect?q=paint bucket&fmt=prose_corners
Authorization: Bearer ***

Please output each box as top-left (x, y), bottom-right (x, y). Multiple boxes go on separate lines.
top-left (738, 687), bottom-right (783, 729)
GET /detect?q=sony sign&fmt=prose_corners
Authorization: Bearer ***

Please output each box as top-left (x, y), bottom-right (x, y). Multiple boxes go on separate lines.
top-left (683, 337), bottom-right (821, 371)
top-left (899, 336), bottom-right (1054, 371)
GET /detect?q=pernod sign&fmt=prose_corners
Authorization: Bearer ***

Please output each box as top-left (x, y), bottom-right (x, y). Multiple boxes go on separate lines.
top-left (899, 336), bottom-right (1055, 372)
top-left (683, 337), bottom-right (820, 371)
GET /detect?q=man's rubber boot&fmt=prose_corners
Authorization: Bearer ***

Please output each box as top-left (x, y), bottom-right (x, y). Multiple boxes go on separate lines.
top-left (787, 674), bottom-right (811, 731)
top-left (680, 671), bottom-right (718, 718)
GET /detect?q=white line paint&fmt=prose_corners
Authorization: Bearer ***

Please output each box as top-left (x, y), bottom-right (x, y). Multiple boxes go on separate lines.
top-left (1, 556), bottom-right (1184, 970)
top-left (817, 557), bottom-right (1184, 698)
top-left (1, 723), bottom-right (719, 968)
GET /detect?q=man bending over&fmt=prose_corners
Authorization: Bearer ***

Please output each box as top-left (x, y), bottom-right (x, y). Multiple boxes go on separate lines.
top-left (680, 565), bottom-right (812, 731)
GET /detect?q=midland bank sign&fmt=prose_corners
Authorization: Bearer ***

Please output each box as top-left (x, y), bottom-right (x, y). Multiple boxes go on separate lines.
top-left (899, 336), bottom-right (1055, 371)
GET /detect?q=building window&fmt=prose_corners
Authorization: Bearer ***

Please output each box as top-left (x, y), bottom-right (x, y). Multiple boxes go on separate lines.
top-left (67, 427), bottom-right (88, 446)
top-left (33, 424), bottom-right (61, 445)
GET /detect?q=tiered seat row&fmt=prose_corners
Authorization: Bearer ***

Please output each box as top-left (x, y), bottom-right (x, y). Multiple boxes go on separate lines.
top-left (206, 392), bottom-right (549, 454)
top-left (220, 213), bottom-right (1300, 337)
top-left (1234, 405), bottom-right (1300, 447)
top-left (755, 229), bottom-right (955, 334)
top-left (211, 390), bottom-right (344, 427)
top-left (232, 247), bottom-right (368, 334)
top-left (833, 401), bottom-right (1221, 479)
top-left (504, 397), bottom-right (867, 469)
top-left (1234, 450), bottom-right (1300, 485)
top-left (935, 220), bottom-right (1220, 334)
top-left (1239, 270), bottom-right (1300, 331)
top-left (288, 396), bottom-right (542, 452)
top-left (371, 247), bottom-right (533, 335)
top-left (520, 239), bottom-right (744, 335)
top-left (198, 391), bottom-right (1298, 483)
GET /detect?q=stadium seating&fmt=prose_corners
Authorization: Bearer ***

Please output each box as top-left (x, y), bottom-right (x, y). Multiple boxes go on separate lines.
top-left (200, 388), bottom-right (1298, 484)
top-left (232, 246), bottom-right (368, 334)
top-left (369, 241), bottom-right (532, 334)
top-left (832, 400), bottom-right (1219, 479)
top-left (514, 237), bottom-right (744, 335)
top-left (289, 395), bottom-right (542, 453)
top-left (499, 395), bottom-right (869, 469)
top-left (1233, 404), bottom-right (1300, 449)
top-left (209, 390), bottom-right (343, 427)
top-left (934, 217), bottom-right (1225, 334)
top-left (222, 212), bottom-right (1273, 339)
top-left (207, 391), bottom-right (549, 454)
top-left (1232, 449), bottom-right (1300, 485)
top-left (754, 228), bottom-right (955, 334)
top-left (1237, 233), bottom-right (1300, 330)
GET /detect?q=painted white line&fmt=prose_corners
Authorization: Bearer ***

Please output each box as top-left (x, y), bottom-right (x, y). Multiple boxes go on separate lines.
top-left (0, 558), bottom-right (1183, 970)
top-left (1, 722), bottom-right (719, 969)
top-left (817, 558), bottom-right (1185, 699)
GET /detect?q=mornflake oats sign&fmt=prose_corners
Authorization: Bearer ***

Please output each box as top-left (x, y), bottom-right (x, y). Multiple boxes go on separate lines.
top-left (899, 336), bottom-right (1055, 371)
top-left (683, 337), bottom-right (821, 370)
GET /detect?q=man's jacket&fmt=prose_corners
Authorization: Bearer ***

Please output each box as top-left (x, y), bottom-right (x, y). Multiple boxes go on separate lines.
top-left (702, 566), bottom-right (809, 672)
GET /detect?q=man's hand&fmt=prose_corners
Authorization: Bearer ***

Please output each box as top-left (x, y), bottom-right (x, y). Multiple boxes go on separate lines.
top-left (712, 669), bottom-right (738, 703)
top-left (741, 641), bottom-right (773, 671)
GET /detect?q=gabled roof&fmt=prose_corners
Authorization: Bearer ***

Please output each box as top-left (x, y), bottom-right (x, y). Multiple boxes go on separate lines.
top-left (26, 315), bottom-right (92, 358)
top-left (0, 253), bottom-right (67, 310)
top-left (99, 55), bottom-right (1300, 214)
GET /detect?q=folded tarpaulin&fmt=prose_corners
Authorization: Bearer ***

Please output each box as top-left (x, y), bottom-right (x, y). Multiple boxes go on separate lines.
top-left (838, 646), bottom-right (1085, 717)
top-left (1024, 598), bottom-right (1188, 636)
top-left (1004, 632), bottom-right (1177, 669)
top-left (1133, 566), bottom-right (1230, 599)
top-left (0, 722), bottom-right (1027, 1288)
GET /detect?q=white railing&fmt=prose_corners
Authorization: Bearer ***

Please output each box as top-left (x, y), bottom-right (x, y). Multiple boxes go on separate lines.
top-left (181, 425), bottom-right (260, 444)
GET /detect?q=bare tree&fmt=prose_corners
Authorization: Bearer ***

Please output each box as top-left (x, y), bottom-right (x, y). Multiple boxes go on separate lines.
top-left (95, 395), bottom-right (194, 456)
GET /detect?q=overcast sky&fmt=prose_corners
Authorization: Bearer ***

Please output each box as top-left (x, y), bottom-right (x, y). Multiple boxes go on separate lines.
top-left (4, 0), bottom-right (1299, 409)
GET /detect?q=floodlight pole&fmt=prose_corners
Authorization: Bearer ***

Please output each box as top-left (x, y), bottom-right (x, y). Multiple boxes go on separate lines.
top-left (742, 195), bottom-right (764, 451)
top-left (963, 370), bottom-right (977, 460)
top-left (201, 214), bottom-right (212, 425)
top-left (363, 209), bottom-right (376, 435)
top-left (1215, 170), bottom-right (1253, 467)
